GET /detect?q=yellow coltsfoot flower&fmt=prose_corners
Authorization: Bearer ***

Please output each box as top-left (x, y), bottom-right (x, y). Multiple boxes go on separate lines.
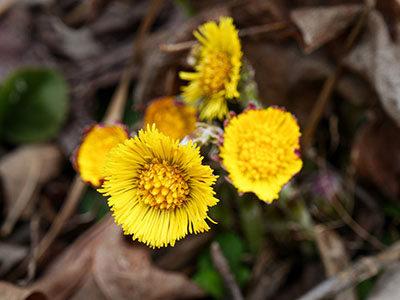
top-left (220, 107), bottom-right (302, 203)
top-left (74, 123), bottom-right (129, 187)
top-left (179, 16), bottom-right (242, 121)
top-left (99, 125), bottom-right (218, 248)
top-left (143, 97), bottom-right (196, 141)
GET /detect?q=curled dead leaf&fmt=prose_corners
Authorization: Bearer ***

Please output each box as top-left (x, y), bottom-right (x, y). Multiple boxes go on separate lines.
top-left (0, 144), bottom-right (62, 236)
top-left (315, 225), bottom-right (356, 300)
top-left (290, 4), bottom-right (362, 53)
top-left (344, 10), bottom-right (400, 126)
top-left (32, 216), bottom-right (206, 300)
top-left (351, 118), bottom-right (400, 201)
top-left (0, 281), bottom-right (47, 300)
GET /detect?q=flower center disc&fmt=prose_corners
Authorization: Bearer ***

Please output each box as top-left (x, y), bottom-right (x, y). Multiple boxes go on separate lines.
top-left (238, 133), bottom-right (286, 181)
top-left (138, 159), bottom-right (189, 210)
top-left (199, 50), bottom-right (231, 95)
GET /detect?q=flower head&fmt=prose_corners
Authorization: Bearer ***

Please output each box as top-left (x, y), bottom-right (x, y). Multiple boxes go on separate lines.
top-left (99, 125), bottom-right (218, 248)
top-left (74, 123), bottom-right (129, 187)
top-left (220, 107), bottom-right (302, 203)
top-left (144, 97), bottom-right (196, 141)
top-left (179, 17), bottom-right (242, 121)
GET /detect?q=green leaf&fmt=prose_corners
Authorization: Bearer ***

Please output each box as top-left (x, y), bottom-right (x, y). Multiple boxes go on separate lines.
top-left (383, 203), bottom-right (400, 220)
top-left (209, 182), bottom-right (234, 229)
top-left (237, 60), bottom-right (261, 108)
top-left (197, 249), bottom-right (214, 271)
top-left (0, 68), bottom-right (69, 143)
top-left (216, 232), bottom-right (245, 268)
top-left (122, 101), bottom-right (140, 126)
top-left (80, 188), bottom-right (109, 221)
top-left (232, 265), bottom-right (252, 288)
top-left (357, 277), bottom-right (377, 300)
top-left (193, 268), bottom-right (225, 299)
top-left (174, 0), bottom-right (196, 17)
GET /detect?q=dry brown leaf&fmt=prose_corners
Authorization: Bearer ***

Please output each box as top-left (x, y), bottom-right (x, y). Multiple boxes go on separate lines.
top-left (351, 118), bottom-right (400, 201)
top-left (231, 0), bottom-right (287, 27)
top-left (0, 281), bottom-right (47, 300)
top-left (290, 4), bottom-right (362, 53)
top-left (0, 243), bottom-right (28, 277)
top-left (315, 225), bottom-right (356, 300)
top-left (344, 10), bottom-right (400, 126)
top-left (0, 144), bottom-right (62, 236)
top-left (243, 41), bottom-right (332, 125)
top-left (32, 216), bottom-right (206, 300)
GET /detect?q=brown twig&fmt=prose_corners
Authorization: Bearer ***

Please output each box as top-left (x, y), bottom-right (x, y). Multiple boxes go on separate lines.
top-left (331, 196), bottom-right (385, 250)
top-left (248, 261), bottom-right (291, 300)
top-left (297, 240), bottom-right (400, 300)
top-left (239, 20), bottom-right (292, 37)
top-left (160, 40), bottom-right (197, 52)
top-left (309, 156), bottom-right (385, 250)
top-left (26, 212), bottom-right (41, 284)
top-left (301, 66), bottom-right (343, 148)
top-left (103, 0), bottom-right (165, 124)
top-left (211, 242), bottom-right (244, 300)
top-left (19, 0), bottom-right (166, 276)
top-left (160, 21), bottom-right (292, 52)
top-left (35, 176), bottom-right (87, 263)
top-left (132, 0), bottom-right (165, 63)
top-left (301, 2), bottom-right (374, 148)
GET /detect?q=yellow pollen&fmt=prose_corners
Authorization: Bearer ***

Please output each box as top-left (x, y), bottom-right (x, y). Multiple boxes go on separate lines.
top-left (238, 130), bottom-right (287, 181)
top-left (198, 50), bottom-right (231, 95)
top-left (137, 159), bottom-right (190, 210)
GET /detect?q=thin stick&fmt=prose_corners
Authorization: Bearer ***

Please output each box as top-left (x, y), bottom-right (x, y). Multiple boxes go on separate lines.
top-left (31, 0), bottom-right (166, 270)
top-left (239, 21), bottom-right (291, 37)
top-left (103, 0), bottom-right (165, 124)
top-left (26, 212), bottom-right (41, 283)
top-left (331, 196), bottom-right (385, 250)
top-left (160, 40), bottom-right (197, 52)
top-left (102, 68), bottom-right (132, 125)
top-left (301, 65), bottom-right (343, 148)
top-left (297, 240), bottom-right (400, 300)
top-left (36, 176), bottom-right (86, 262)
top-left (131, 0), bottom-right (165, 63)
top-left (211, 242), bottom-right (244, 300)
top-left (301, 2), bottom-right (373, 148)
top-left (160, 21), bottom-right (292, 52)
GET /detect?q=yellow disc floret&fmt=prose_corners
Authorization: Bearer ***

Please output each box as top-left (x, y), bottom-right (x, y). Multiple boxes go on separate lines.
top-left (99, 124), bottom-right (218, 248)
top-left (138, 158), bottom-right (190, 210)
top-left (179, 16), bottom-right (242, 121)
top-left (220, 107), bottom-right (302, 203)
top-left (144, 97), bottom-right (196, 141)
top-left (198, 50), bottom-right (232, 95)
top-left (75, 124), bottom-right (129, 187)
